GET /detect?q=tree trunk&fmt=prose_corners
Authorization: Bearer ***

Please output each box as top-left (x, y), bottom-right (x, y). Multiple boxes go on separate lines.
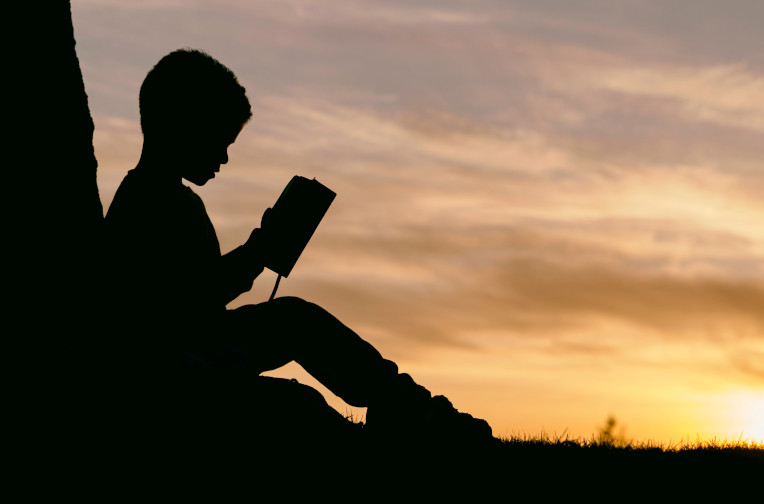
top-left (11, 1), bottom-right (103, 374)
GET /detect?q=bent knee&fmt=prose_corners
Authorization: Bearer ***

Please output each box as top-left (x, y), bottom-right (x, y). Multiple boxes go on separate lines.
top-left (232, 297), bottom-right (330, 331)
top-left (271, 296), bottom-right (318, 310)
top-left (267, 296), bottom-right (328, 320)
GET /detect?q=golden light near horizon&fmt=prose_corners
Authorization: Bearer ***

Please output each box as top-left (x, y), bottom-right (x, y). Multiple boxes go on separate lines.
top-left (75, 1), bottom-right (764, 445)
top-left (713, 391), bottom-right (764, 444)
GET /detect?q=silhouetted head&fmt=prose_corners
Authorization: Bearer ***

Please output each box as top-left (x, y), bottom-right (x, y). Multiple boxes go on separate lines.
top-left (139, 48), bottom-right (252, 185)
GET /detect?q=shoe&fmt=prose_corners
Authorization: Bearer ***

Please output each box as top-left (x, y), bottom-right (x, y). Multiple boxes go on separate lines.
top-left (365, 374), bottom-right (494, 447)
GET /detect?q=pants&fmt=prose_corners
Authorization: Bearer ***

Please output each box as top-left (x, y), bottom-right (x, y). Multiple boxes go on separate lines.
top-left (203, 297), bottom-right (400, 407)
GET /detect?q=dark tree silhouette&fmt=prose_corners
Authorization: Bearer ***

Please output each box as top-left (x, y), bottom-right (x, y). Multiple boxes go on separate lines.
top-left (12, 2), bottom-right (103, 369)
top-left (7, 1), bottom-right (107, 457)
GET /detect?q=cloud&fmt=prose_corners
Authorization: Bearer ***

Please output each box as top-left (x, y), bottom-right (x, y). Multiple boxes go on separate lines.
top-left (729, 348), bottom-right (764, 382)
top-left (74, 0), bottom-right (187, 10)
top-left (597, 64), bottom-right (764, 133)
top-left (90, 93), bottom-right (764, 360)
top-left (80, 2), bottom-right (764, 441)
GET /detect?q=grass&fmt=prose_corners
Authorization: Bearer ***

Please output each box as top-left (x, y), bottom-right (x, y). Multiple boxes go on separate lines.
top-left (497, 429), bottom-right (764, 452)
top-left (479, 431), bottom-right (764, 486)
top-left (322, 414), bottom-right (764, 493)
top-left (263, 428), bottom-right (762, 497)
top-left (36, 417), bottom-right (760, 497)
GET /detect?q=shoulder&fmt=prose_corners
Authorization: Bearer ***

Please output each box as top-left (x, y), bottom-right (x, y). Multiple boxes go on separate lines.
top-left (106, 170), bottom-right (178, 239)
top-left (107, 170), bottom-right (198, 220)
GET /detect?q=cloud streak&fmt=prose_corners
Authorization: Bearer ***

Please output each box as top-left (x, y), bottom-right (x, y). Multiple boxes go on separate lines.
top-left (82, 0), bottom-right (764, 442)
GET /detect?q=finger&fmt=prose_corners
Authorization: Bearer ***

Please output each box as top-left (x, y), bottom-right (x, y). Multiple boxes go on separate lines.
top-left (262, 207), bottom-right (273, 227)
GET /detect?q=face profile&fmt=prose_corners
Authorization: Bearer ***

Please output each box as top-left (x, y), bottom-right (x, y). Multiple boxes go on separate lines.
top-left (176, 124), bottom-right (243, 186)
top-left (135, 48), bottom-right (252, 185)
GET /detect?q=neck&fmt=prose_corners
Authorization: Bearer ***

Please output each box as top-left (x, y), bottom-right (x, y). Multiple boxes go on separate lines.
top-left (135, 139), bottom-right (182, 185)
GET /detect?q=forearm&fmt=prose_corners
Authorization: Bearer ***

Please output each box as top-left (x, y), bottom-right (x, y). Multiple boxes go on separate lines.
top-left (215, 244), bottom-right (264, 305)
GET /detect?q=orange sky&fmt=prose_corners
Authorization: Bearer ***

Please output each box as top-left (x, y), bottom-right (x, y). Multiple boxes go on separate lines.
top-left (74, 0), bottom-right (764, 444)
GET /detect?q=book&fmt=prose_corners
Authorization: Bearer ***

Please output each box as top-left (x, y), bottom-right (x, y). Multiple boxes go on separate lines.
top-left (262, 176), bottom-right (336, 277)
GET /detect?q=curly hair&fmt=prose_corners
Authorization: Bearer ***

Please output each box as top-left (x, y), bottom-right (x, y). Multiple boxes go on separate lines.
top-left (139, 48), bottom-right (252, 137)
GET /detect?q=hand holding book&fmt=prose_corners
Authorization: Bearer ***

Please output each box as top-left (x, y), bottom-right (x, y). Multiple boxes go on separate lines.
top-left (249, 176), bottom-right (336, 278)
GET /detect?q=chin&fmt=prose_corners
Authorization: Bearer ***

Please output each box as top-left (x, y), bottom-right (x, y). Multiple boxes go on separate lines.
top-left (184, 174), bottom-right (214, 186)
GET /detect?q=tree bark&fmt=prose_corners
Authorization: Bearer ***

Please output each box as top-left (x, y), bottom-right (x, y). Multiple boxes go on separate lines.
top-left (11, 1), bottom-right (102, 372)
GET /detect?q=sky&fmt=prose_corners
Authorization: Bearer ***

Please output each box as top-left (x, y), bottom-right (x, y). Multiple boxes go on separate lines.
top-left (72, 0), bottom-right (764, 444)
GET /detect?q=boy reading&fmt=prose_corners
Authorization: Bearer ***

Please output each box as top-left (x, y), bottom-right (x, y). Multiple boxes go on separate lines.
top-left (103, 48), bottom-right (491, 442)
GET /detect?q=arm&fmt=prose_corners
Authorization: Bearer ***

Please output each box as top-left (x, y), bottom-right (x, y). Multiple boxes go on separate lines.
top-left (214, 207), bottom-right (276, 305)
top-left (184, 205), bottom-right (273, 309)
top-left (214, 229), bottom-right (266, 306)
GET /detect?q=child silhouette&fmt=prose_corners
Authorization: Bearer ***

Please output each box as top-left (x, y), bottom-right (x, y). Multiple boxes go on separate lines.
top-left (103, 48), bottom-right (492, 443)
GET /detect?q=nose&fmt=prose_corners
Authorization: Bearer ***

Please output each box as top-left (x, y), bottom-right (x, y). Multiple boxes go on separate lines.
top-left (221, 150), bottom-right (229, 165)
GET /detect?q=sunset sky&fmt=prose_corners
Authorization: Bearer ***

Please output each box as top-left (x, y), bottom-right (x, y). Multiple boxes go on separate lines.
top-left (73, 0), bottom-right (764, 444)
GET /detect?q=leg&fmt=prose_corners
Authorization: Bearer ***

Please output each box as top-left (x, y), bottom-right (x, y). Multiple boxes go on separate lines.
top-left (221, 296), bottom-right (493, 444)
top-left (225, 296), bottom-right (399, 407)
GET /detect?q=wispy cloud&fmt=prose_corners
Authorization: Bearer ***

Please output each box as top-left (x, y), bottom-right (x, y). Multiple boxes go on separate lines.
top-left (83, 0), bottom-right (764, 441)
top-left (597, 64), bottom-right (764, 132)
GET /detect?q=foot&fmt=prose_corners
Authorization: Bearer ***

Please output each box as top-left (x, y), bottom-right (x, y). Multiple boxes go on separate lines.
top-left (365, 374), bottom-right (494, 446)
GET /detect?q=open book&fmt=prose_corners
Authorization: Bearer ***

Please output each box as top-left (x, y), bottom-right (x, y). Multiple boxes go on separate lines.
top-left (262, 176), bottom-right (336, 277)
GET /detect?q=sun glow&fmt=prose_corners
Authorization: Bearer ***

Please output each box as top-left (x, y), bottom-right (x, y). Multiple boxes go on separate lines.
top-left (708, 391), bottom-right (764, 444)
top-left (728, 391), bottom-right (764, 443)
